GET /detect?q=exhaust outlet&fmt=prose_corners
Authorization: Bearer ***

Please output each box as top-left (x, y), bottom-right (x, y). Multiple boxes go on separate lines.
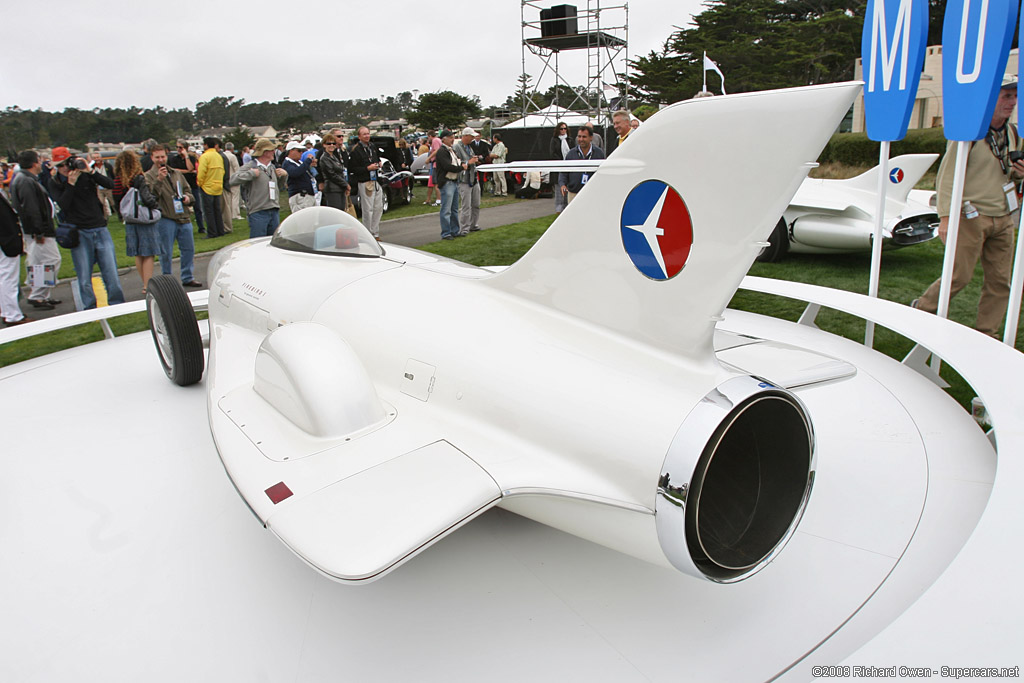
top-left (657, 376), bottom-right (815, 583)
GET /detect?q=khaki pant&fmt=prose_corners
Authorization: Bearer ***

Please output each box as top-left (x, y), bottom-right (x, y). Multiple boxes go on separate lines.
top-left (917, 212), bottom-right (1016, 337)
top-left (97, 187), bottom-right (116, 218)
top-left (220, 187), bottom-right (234, 232)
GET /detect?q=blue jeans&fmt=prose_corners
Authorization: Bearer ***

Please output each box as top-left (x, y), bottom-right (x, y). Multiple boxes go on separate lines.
top-left (248, 208), bottom-right (280, 239)
top-left (157, 217), bottom-right (196, 283)
top-left (68, 225), bottom-right (125, 309)
top-left (439, 181), bottom-right (460, 238)
top-left (191, 185), bottom-right (206, 232)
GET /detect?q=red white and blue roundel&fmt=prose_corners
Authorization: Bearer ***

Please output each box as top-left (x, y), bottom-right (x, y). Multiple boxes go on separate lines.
top-left (620, 181), bottom-right (693, 280)
top-left (889, 167), bottom-right (904, 184)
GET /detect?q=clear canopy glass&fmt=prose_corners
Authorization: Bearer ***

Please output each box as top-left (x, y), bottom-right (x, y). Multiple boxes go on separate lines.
top-left (270, 206), bottom-right (383, 258)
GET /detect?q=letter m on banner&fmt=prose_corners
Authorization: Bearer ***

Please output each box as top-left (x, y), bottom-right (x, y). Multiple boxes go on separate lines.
top-left (942, 0), bottom-right (1017, 141)
top-left (861, 0), bottom-right (928, 141)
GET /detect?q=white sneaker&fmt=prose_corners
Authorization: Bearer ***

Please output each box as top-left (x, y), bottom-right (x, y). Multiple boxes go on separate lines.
top-left (433, 200), bottom-right (441, 206)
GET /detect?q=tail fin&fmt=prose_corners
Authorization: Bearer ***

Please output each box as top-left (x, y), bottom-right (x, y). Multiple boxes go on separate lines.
top-left (484, 82), bottom-right (861, 357)
top-left (826, 153), bottom-right (939, 203)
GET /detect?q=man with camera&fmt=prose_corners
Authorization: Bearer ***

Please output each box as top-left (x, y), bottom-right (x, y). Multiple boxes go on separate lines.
top-left (912, 76), bottom-right (1024, 338)
top-left (145, 143), bottom-right (202, 289)
top-left (453, 127), bottom-right (483, 236)
top-left (47, 146), bottom-right (124, 309)
top-left (347, 126), bottom-right (384, 239)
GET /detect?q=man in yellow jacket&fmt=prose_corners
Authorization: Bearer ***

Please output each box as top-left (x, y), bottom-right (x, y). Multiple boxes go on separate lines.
top-left (196, 137), bottom-right (227, 238)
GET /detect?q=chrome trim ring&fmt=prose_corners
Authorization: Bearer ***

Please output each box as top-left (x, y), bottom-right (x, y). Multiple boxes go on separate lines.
top-left (656, 375), bottom-right (815, 583)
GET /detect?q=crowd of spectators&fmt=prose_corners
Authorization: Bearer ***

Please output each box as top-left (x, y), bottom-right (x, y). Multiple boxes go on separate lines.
top-left (0, 112), bottom-right (637, 325)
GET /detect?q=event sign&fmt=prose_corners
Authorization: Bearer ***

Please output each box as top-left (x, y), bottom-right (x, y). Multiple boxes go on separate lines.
top-left (861, 0), bottom-right (929, 141)
top-left (942, 0), bottom-right (1017, 141)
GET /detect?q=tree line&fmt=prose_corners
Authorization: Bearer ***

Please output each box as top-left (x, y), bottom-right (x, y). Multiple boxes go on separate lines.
top-left (0, 92), bottom-right (424, 158)
top-left (4, 0), bottom-right (963, 158)
top-left (628, 0), bottom-right (953, 104)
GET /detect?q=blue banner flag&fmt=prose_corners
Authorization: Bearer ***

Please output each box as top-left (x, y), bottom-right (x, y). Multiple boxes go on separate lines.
top-left (861, 0), bottom-right (929, 141)
top-left (942, 0), bottom-right (1017, 141)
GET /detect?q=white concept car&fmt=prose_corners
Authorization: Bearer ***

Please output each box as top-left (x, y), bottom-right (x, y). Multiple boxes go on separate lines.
top-left (758, 153), bottom-right (940, 261)
top-left (6, 82), bottom-right (1016, 680)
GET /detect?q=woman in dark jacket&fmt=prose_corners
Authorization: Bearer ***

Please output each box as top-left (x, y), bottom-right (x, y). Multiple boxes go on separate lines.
top-left (318, 133), bottom-right (350, 211)
top-left (549, 121), bottom-right (570, 212)
top-left (113, 149), bottom-right (161, 294)
top-left (397, 138), bottom-right (414, 171)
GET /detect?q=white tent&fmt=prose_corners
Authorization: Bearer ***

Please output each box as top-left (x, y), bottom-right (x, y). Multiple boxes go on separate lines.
top-left (498, 105), bottom-right (603, 129)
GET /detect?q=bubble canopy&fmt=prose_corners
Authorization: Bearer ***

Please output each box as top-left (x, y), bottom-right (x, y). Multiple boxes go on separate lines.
top-left (270, 207), bottom-right (384, 258)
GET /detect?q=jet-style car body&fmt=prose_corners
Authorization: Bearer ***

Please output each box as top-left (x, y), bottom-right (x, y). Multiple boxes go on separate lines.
top-left (759, 153), bottom-right (939, 261)
top-left (129, 82), bottom-right (1024, 677)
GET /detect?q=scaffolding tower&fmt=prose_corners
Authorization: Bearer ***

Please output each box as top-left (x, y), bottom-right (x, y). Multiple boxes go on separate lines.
top-left (519, 1), bottom-right (629, 126)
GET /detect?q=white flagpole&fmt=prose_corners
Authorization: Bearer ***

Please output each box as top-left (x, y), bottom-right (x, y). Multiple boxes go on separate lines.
top-left (1003, 208), bottom-right (1024, 345)
top-left (702, 51), bottom-right (708, 93)
top-left (931, 140), bottom-right (972, 372)
top-left (864, 141), bottom-right (891, 347)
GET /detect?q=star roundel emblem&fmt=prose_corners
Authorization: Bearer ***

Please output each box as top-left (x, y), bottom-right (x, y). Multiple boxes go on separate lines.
top-left (620, 180), bottom-right (693, 280)
top-left (889, 168), bottom-right (904, 184)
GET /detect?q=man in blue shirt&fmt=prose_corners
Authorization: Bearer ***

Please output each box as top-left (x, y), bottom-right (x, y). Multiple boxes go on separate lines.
top-left (557, 126), bottom-right (606, 204)
top-left (282, 141), bottom-right (318, 214)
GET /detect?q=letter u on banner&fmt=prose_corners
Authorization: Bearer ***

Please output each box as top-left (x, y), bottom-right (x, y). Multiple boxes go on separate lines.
top-left (941, 0), bottom-right (1017, 141)
top-left (861, 0), bottom-right (928, 142)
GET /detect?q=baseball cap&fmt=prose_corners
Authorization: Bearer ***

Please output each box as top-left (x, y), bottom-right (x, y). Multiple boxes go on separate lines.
top-left (1001, 75), bottom-right (1018, 89)
top-left (460, 127), bottom-right (477, 137)
top-left (285, 141), bottom-right (305, 152)
top-left (439, 129), bottom-right (454, 138)
top-left (51, 146), bottom-right (72, 165)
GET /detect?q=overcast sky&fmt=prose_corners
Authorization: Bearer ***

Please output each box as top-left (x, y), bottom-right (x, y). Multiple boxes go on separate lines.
top-left (3, 0), bottom-right (706, 113)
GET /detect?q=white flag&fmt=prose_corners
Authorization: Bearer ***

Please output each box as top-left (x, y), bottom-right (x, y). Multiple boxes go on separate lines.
top-left (703, 53), bottom-right (727, 95)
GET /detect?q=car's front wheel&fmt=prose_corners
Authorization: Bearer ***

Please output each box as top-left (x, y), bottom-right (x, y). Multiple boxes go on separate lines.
top-left (146, 275), bottom-right (204, 386)
top-left (756, 218), bottom-right (789, 263)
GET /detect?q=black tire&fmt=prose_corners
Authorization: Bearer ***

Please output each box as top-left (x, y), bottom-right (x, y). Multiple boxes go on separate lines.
top-left (146, 275), bottom-right (204, 386)
top-left (757, 217), bottom-right (789, 263)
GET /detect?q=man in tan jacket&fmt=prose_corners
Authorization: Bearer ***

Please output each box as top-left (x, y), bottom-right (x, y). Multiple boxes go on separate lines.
top-left (914, 76), bottom-right (1024, 337)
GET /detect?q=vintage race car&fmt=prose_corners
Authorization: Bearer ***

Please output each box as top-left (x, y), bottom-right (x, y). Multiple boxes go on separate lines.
top-left (758, 153), bottom-right (940, 261)
top-left (125, 82), bottom-right (1023, 678)
top-left (348, 156), bottom-right (414, 216)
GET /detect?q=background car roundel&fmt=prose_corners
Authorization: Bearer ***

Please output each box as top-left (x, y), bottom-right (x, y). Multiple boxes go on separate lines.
top-left (620, 180), bottom-right (693, 280)
top-left (889, 167), bottom-right (904, 183)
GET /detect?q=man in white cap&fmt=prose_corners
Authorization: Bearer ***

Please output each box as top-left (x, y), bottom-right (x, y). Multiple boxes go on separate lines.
top-left (913, 74), bottom-right (1024, 338)
top-left (452, 126), bottom-right (482, 235)
top-left (281, 140), bottom-right (318, 214)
